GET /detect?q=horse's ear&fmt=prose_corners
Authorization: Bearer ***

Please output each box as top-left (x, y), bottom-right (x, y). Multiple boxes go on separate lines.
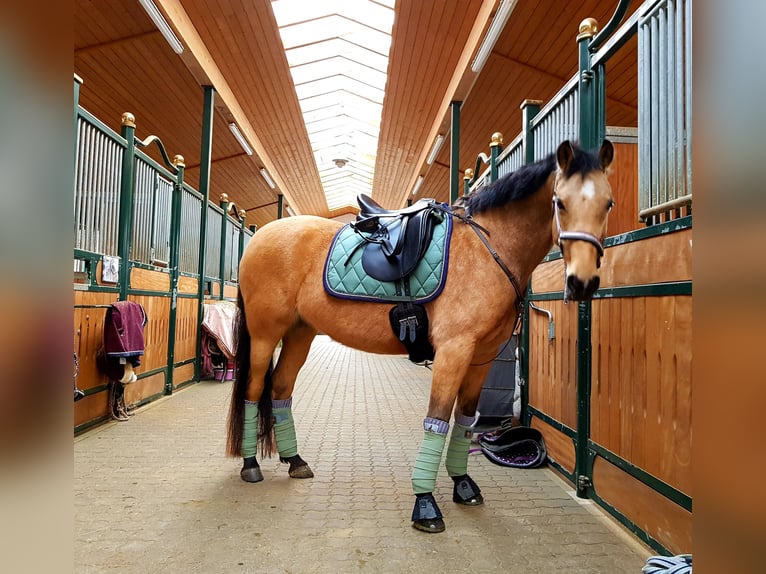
top-left (599, 139), bottom-right (614, 170)
top-left (556, 140), bottom-right (575, 173)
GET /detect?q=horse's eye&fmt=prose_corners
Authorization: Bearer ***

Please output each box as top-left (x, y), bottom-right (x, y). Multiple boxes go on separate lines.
top-left (554, 197), bottom-right (566, 211)
top-left (606, 199), bottom-right (615, 212)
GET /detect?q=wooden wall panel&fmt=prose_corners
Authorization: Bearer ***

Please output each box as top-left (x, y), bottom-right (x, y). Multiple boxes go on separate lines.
top-left (593, 455), bottom-right (692, 555)
top-left (533, 229), bottom-right (692, 293)
top-left (531, 417), bottom-right (575, 474)
top-left (174, 363), bottom-right (196, 387)
top-left (531, 259), bottom-right (565, 294)
top-left (124, 373), bottom-right (166, 406)
top-left (528, 300), bottom-right (578, 430)
top-left (591, 296), bottom-right (692, 495)
top-left (130, 267), bottom-right (171, 291)
top-left (74, 390), bottom-right (109, 428)
top-left (175, 297), bottom-right (200, 363)
top-left (128, 295), bottom-right (170, 373)
top-left (178, 275), bottom-right (199, 294)
top-left (606, 141), bottom-right (639, 237)
top-left (73, 291), bottom-right (117, 393)
top-left (223, 284), bottom-right (238, 299)
top-left (600, 229), bottom-right (692, 288)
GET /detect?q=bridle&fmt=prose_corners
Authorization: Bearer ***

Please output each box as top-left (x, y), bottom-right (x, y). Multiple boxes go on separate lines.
top-left (552, 176), bottom-right (607, 269)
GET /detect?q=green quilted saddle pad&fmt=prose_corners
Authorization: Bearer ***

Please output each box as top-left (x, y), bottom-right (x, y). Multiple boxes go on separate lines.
top-left (323, 214), bottom-right (452, 303)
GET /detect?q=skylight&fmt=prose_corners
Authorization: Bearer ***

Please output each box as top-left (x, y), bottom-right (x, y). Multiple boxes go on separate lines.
top-left (271, 0), bottom-right (395, 212)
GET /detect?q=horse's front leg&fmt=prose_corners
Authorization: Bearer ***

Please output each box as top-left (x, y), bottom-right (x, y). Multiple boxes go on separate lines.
top-left (411, 341), bottom-right (475, 533)
top-left (445, 361), bottom-right (494, 506)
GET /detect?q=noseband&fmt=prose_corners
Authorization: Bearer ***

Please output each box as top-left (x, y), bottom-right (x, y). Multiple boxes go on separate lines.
top-left (552, 196), bottom-right (605, 269)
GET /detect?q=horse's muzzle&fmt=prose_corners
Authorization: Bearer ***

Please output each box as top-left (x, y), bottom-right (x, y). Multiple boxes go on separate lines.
top-left (565, 274), bottom-right (600, 301)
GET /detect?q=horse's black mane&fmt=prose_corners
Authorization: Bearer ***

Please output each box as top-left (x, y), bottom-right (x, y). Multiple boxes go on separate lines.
top-left (464, 142), bottom-right (602, 214)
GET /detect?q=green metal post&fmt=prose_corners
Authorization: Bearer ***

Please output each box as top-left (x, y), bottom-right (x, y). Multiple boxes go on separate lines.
top-left (166, 155), bottom-right (185, 395)
top-left (237, 209), bottom-right (245, 269)
top-left (463, 169), bottom-right (473, 196)
top-left (449, 101), bottom-right (462, 204)
top-left (219, 193), bottom-right (229, 299)
top-left (489, 132), bottom-right (503, 183)
top-left (518, 102), bottom-right (539, 426)
top-left (195, 86), bottom-right (215, 379)
top-left (521, 99), bottom-right (542, 164)
top-left (74, 75), bottom-right (82, 173)
top-left (277, 193), bottom-right (284, 219)
top-left (117, 113), bottom-right (137, 301)
top-left (577, 19), bottom-right (599, 150)
top-left (575, 18), bottom-right (599, 498)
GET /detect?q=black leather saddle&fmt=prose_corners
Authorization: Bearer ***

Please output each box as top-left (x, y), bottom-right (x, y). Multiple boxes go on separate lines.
top-left (353, 194), bottom-right (443, 283)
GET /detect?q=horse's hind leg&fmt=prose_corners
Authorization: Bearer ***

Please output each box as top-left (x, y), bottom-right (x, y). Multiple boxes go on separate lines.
top-left (240, 337), bottom-right (281, 483)
top-left (272, 319), bottom-right (317, 478)
top-left (446, 362), bottom-right (493, 506)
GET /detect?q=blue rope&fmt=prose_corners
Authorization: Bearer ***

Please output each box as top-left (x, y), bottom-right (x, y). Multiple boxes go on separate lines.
top-left (642, 554), bottom-right (692, 574)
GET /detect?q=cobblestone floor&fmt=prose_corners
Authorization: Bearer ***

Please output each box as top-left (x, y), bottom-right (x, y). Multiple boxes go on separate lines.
top-left (75, 336), bottom-right (650, 573)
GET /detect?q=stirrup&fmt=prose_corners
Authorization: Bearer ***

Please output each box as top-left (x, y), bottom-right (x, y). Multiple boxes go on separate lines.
top-left (411, 493), bottom-right (445, 533)
top-left (452, 474), bottom-right (484, 505)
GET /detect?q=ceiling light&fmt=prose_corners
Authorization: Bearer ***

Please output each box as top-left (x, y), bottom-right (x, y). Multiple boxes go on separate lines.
top-left (412, 176), bottom-right (424, 196)
top-left (333, 158), bottom-right (348, 168)
top-left (229, 122), bottom-right (253, 156)
top-left (471, 0), bottom-right (518, 73)
top-left (426, 134), bottom-right (445, 165)
top-left (138, 0), bottom-right (184, 55)
top-left (260, 168), bottom-right (276, 189)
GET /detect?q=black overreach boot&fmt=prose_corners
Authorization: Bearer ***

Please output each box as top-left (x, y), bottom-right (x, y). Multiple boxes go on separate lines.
top-left (452, 474), bottom-right (483, 505)
top-left (411, 493), bottom-right (445, 533)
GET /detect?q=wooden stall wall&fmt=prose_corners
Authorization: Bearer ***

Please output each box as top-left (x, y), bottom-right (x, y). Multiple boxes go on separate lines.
top-left (526, 225), bottom-right (693, 554)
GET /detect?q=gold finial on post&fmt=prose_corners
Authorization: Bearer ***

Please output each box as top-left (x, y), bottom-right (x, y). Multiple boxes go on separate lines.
top-left (576, 18), bottom-right (599, 41)
top-left (172, 154), bottom-right (185, 167)
top-left (464, 168), bottom-right (474, 181)
top-left (121, 112), bottom-right (136, 128)
top-left (238, 209), bottom-right (246, 220)
top-left (490, 132), bottom-right (503, 147)
top-left (220, 193), bottom-right (229, 204)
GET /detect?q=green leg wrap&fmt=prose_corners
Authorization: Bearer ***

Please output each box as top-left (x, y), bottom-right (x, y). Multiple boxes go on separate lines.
top-left (445, 423), bottom-right (473, 477)
top-left (273, 407), bottom-right (298, 458)
top-left (412, 430), bottom-right (447, 494)
top-left (242, 401), bottom-right (259, 459)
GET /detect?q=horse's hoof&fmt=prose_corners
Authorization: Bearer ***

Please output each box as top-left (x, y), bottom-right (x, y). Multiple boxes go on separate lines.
top-left (240, 457), bottom-right (263, 483)
top-left (412, 518), bottom-right (445, 533)
top-left (288, 464), bottom-right (314, 479)
top-left (281, 454), bottom-right (314, 479)
top-left (240, 467), bottom-right (264, 483)
top-left (452, 474), bottom-right (484, 506)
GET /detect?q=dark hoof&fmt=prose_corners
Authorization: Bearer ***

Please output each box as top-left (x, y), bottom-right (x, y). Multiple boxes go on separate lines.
top-left (412, 517), bottom-right (445, 533)
top-left (452, 474), bottom-right (484, 506)
top-left (281, 455), bottom-right (314, 479)
top-left (411, 493), bottom-right (444, 533)
top-left (240, 457), bottom-right (264, 483)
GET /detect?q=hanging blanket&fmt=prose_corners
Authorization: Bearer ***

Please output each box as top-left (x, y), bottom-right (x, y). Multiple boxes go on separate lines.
top-left (323, 214), bottom-right (452, 304)
top-left (202, 300), bottom-right (238, 359)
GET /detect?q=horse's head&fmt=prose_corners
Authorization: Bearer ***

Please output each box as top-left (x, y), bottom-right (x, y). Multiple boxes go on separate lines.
top-left (552, 140), bottom-right (614, 302)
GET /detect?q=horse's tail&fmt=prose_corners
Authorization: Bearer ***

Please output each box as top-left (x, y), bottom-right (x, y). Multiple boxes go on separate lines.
top-left (226, 290), bottom-right (276, 458)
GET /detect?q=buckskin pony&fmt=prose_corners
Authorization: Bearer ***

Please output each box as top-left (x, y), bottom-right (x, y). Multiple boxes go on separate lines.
top-left (227, 140), bottom-right (615, 533)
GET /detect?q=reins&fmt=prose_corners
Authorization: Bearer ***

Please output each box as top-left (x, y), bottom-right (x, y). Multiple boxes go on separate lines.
top-left (439, 204), bottom-right (525, 367)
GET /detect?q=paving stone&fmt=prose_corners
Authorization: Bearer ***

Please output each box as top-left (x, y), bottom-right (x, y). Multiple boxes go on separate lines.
top-left (75, 335), bottom-right (650, 572)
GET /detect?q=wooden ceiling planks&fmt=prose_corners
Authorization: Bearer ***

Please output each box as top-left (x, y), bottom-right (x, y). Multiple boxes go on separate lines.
top-left (75, 0), bottom-right (644, 229)
top-left (372, 0), bottom-right (485, 209)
